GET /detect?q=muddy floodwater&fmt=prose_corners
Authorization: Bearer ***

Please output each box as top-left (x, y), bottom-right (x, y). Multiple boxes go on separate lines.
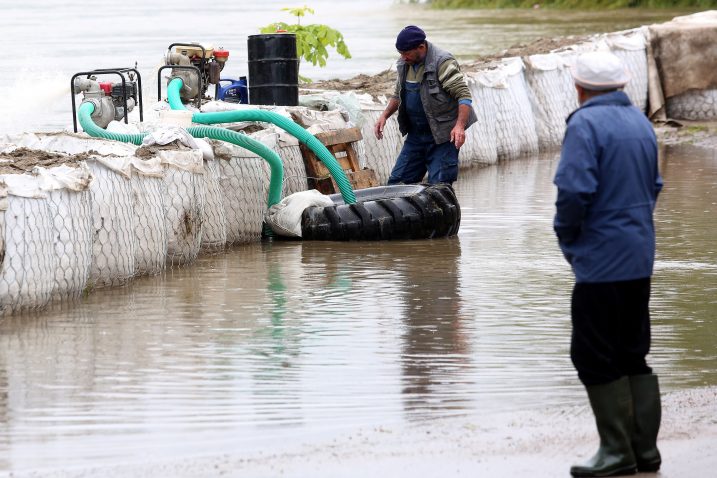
top-left (0, 144), bottom-right (714, 475)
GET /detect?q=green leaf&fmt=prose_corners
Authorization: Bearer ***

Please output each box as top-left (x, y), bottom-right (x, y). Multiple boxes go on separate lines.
top-left (258, 5), bottom-right (352, 73)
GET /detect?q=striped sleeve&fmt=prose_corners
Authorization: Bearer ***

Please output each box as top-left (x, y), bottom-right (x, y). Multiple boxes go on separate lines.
top-left (438, 59), bottom-right (472, 102)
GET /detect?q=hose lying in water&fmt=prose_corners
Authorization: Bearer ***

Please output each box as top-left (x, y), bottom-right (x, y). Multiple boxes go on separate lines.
top-left (77, 101), bottom-right (284, 207)
top-left (165, 77), bottom-right (356, 205)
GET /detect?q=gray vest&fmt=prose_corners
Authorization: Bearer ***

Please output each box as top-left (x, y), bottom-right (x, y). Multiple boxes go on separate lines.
top-left (396, 42), bottom-right (477, 144)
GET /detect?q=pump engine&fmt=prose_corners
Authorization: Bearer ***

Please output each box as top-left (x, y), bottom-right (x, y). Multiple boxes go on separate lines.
top-left (73, 73), bottom-right (138, 129)
top-left (165, 43), bottom-right (229, 103)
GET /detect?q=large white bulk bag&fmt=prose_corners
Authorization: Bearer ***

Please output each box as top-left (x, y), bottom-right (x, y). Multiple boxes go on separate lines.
top-left (524, 53), bottom-right (578, 151)
top-left (0, 174), bottom-right (56, 314)
top-left (129, 156), bottom-right (168, 274)
top-left (85, 156), bottom-right (136, 288)
top-left (36, 164), bottom-right (93, 301)
top-left (158, 150), bottom-right (206, 267)
top-left (211, 135), bottom-right (271, 245)
top-left (607, 30), bottom-right (649, 112)
top-left (200, 157), bottom-right (227, 252)
top-left (358, 107), bottom-right (404, 184)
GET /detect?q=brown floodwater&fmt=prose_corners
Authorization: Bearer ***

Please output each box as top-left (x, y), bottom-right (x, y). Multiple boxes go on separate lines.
top-left (0, 144), bottom-right (714, 474)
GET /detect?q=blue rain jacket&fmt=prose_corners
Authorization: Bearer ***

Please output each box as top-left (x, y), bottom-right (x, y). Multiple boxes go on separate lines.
top-left (553, 91), bottom-right (663, 283)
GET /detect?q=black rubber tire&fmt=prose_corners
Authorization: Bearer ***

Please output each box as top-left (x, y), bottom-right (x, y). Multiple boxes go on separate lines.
top-left (301, 183), bottom-right (460, 241)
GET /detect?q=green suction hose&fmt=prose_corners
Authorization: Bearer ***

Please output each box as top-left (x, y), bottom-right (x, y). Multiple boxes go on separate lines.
top-left (165, 78), bottom-right (356, 204)
top-left (78, 101), bottom-right (146, 145)
top-left (186, 126), bottom-right (283, 207)
top-left (167, 78), bottom-right (187, 110)
top-left (77, 101), bottom-right (284, 207)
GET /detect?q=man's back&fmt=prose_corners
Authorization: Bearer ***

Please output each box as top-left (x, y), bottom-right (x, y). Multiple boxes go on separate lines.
top-left (554, 90), bottom-right (662, 283)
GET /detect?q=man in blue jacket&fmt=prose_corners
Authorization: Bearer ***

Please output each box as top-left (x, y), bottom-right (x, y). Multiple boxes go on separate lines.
top-left (554, 51), bottom-right (663, 477)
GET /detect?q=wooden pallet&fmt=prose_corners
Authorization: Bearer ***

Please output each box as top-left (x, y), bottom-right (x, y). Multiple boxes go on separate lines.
top-left (299, 127), bottom-right (379, 195)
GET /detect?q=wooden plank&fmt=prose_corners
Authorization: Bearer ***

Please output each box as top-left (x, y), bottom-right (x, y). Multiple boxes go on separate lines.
top-left (313, 127), bottom-right (363, 146)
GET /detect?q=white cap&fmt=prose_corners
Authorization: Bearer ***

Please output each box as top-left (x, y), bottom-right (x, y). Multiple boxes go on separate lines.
top-left (570, 51), bottom-right (630, 91)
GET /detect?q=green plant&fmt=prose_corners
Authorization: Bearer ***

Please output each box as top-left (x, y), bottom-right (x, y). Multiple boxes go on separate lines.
top-left (260, 5), bottom-right (352, 82)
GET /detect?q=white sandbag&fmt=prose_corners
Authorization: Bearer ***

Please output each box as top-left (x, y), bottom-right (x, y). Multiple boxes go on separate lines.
top-left (157, 150), bottom-right (206, 267)
top-left (607, 30), bottom-right (649, 112)
top-left (129, 156), bottom-right (168, 275)
top-left (265, 189), bottom-right (334, 237)
top-left (276, 141), bottom-right (310, 197)
top-left (36, 164), bottom-right (93, 301)
top-left (666, 89), bottom-right (717, 120)
top-left (524, 53), bottom-right (578, 151)
top-left (211, 138), bottom-right (270, 245)
top-left (85, 157), bottom-right (136, 288)
top-left (358, 106), bottom-right (404, 184)
top-left (476, 58), bottom-right (539, 161)
top-left (200, 157), bottom-right (227, 252)
top-left (463, 76), bottom-right (499, 165)
top-left (0, 182), bottom-right (55, 314)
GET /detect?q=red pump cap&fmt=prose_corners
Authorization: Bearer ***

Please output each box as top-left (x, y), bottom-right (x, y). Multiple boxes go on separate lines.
top-left (214, 49), bottom-right (230, 59)
top-left (99, 82), bottom-right (113, 96)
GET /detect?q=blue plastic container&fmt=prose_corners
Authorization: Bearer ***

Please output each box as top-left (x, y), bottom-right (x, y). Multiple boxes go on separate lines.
top-left (217, 77), bottom-right (249, 103)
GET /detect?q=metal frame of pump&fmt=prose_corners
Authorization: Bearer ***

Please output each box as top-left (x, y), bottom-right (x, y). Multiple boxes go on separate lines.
top-left (71, 68), bottom-right (143, 133)
top-left (158, 42), bottom-right (231, 108)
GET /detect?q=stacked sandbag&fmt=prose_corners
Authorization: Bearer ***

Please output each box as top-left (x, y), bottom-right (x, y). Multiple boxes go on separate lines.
top-left (200, 156), bottom-right (227, 252)
top-left (462, 73), bottom-right (499, 165)
top-left (129, 155), bottom-right (168, 273)
top-left (472, 58), bottom-right (540, 161)
top-left (523, 52), bottom-right (578, 151)
top-left (157, 150), bottom-right (206, 267)
top-left (666, 89), bottom-right (717, 120)
top-left (211, 134), bottom-right (271, 245)
top-left (37, 165), bottom-right (93, 302)
top-left (358, 106), bottom-right (404, 184)
top-left (0, 172), bottom-right (55, 314)
top-left (85, 156), bottom-right (136, 288)
top-left (606, 29), bottom-right (649, 113)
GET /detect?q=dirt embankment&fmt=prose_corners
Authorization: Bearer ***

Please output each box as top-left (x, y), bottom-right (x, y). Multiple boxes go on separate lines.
top-left (304, 34), bottom-right (592, 100)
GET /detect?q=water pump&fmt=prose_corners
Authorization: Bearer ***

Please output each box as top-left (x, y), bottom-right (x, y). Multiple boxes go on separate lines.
top-left (163, 43), bottom-right (229, 104)
top-left (71, 68), bottom-right (143, 132)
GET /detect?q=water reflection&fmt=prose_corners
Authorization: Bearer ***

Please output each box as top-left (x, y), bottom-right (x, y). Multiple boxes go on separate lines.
top-left (393, 238), bottom-right (473, 418)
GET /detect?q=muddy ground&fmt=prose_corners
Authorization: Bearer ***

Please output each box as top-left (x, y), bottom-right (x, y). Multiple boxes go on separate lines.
top-left (12, 385), bottom-right (716, 478)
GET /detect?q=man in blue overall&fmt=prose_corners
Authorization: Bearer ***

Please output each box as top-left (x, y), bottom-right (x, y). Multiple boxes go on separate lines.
top-left (374, 25), bottom-right (477, 185)
top-left (554, 51), bottom-right (663, 477)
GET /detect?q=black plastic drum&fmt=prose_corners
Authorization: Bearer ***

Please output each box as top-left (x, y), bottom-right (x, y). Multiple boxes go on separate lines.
top-left (247, 33), bottom-right (299, 106)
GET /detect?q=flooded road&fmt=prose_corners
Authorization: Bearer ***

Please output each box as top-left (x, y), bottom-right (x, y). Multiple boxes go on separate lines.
top-left (0, 144), bottom-right (714, 474)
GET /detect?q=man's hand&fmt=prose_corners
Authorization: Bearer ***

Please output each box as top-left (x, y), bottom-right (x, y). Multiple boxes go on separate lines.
top-left (374, 116), bottom-right (387, 140)
top-left (451, 103), bottom-right (472, 149)
top-left (374, 98), bottom-right (400, 141)
top-left (450, 124), bottom-right (466, 149)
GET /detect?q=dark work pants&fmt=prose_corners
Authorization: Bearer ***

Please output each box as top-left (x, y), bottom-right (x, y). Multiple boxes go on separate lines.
top-left (571, 278), bottom-right (653, 386)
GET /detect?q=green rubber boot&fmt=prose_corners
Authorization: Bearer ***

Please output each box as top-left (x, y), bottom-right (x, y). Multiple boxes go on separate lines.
top-left (570, 377), bottom-right (637, 477)
top-left (629, 374), bottom-right (662, 472)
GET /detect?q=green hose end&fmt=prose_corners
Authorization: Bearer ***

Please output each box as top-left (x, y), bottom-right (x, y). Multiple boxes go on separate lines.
top-left (167, 77), bottom-right (187, 110)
